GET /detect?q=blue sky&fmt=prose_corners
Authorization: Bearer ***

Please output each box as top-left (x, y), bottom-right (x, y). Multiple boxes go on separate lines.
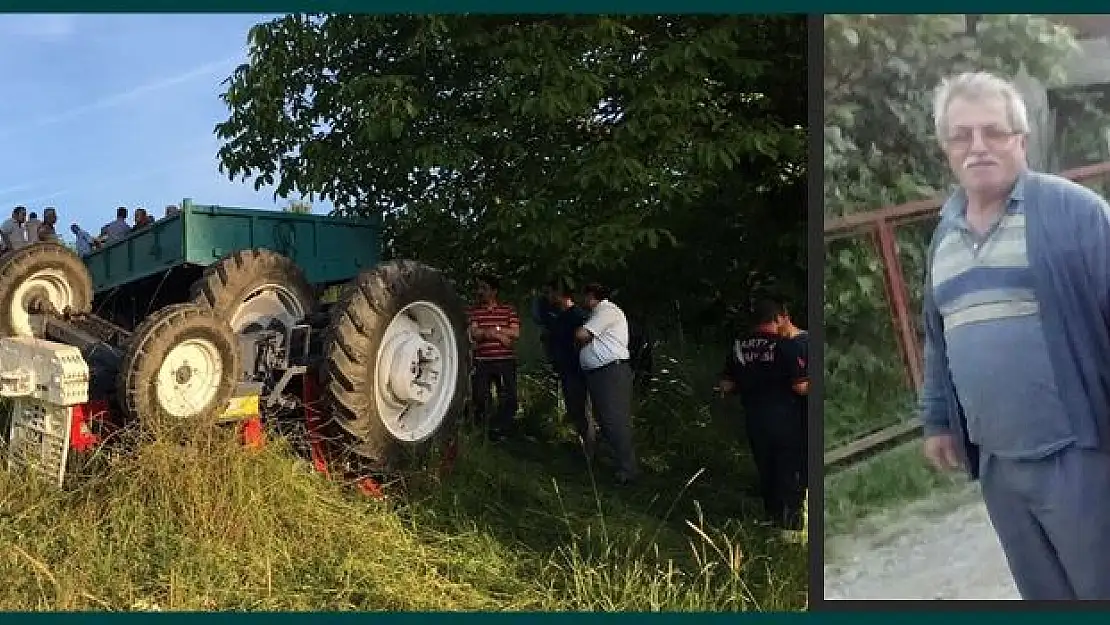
top-left (0, 14), bottom-right (320, 235)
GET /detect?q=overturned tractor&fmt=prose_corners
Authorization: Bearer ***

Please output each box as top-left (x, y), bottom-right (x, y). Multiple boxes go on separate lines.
top-left (0, 200), bottom-right (470, 490)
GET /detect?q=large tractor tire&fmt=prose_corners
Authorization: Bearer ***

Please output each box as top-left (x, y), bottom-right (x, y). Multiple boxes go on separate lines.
top-left (321, 260), bottom-right (470, 472)
top-left (117, 303), bottom-right (241, 423)
top-left (189, 249), bottom-right (316, 342)
top-left (0, 242), bottom-right (93, 337)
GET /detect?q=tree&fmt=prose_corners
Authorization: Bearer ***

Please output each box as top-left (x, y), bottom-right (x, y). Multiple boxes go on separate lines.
top-left (215, 15), bottom-right (806, 336)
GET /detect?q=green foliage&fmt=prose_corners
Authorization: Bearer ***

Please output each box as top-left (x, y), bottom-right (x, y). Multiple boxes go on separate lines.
top-left (823, 15), bottom-right (1091, 448)
top-left (215, 15), bottom-right (806, 337)
top-left (824, 14), bottom-right (1078, 219)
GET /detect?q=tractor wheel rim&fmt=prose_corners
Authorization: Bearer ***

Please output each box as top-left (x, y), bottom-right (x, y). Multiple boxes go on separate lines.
top-left (10, 268), bottom-right (76, 337)
top-left (155, 338), bottom-right (223, 418)
top-left (374, 300), bottom-right (459, 443)
top-left (230, 284), bottom-right (306, 337)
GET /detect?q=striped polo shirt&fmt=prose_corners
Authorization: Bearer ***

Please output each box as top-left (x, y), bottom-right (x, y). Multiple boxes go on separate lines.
top-left (467, 302), bottom-right (519, 361)
top-left (931, 183), bottom-right (1075, 459)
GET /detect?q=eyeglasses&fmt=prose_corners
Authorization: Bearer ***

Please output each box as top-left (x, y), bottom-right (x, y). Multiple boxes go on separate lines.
top-left (944, 126), bottom-right (1022, 150)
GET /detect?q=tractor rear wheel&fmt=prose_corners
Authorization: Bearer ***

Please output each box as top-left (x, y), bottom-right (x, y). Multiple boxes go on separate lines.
top-left (0, 242), bottom-right (93, 337)
top-left (117, 303), bottom-right (241, 424)
top-left (189, 249), bottom-right (316, 350)
top-left (321, 260), bottom-right (469, 472)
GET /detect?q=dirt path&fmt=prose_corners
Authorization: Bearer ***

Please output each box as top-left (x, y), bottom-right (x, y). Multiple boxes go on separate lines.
top-left (823, 488), bottom-right (1019, 600)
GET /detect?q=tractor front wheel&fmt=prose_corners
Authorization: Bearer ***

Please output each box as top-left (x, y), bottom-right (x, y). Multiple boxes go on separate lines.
top-left (117, 303), bottom-right (241, 424)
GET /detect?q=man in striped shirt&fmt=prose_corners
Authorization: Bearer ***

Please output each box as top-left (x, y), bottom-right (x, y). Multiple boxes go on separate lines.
top-left (467, 275), bottom-right (521, 441)
top-left (921, 71), bottom-right (1110, 599)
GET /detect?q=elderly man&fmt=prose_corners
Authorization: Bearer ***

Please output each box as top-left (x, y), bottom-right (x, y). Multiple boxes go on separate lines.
top-left (921, 71), bottom-right (1110, 599)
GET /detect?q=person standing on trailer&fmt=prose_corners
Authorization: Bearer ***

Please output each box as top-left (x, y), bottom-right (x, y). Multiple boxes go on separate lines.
top-left (467, 274), bottom-right (521, 441)
top-left (24, 212), bottom-right (41, 242)
top-left (921, 71), bottom-right (1110, 600)
top-left (719, 299), bottom-right (808, 530)
top-left (71, 224), bottom-right (96, 255)
top-left (0, 206), bottom-right (29, 252)
top-left (37, 208), bottom-right (59, 242)
top-left (99, 206), bottom-right (131, 244)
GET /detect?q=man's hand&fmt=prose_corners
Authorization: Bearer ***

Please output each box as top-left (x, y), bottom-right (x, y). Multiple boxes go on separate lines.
top-left (718, 379), bottom-right (735, 395)
top-left (923, 434), bottom-right (961, 472)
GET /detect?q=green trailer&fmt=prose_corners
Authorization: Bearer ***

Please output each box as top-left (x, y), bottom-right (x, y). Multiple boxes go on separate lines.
top-left (85, 198), bottom-right (383, 294)
top-left (0, 199), bottom-right (469, 483)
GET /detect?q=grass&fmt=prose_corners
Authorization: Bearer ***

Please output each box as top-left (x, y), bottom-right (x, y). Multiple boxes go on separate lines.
top-left (823, 440), bottom-right (969, 537)
top-left (0, 332), bottom-right (807, 612)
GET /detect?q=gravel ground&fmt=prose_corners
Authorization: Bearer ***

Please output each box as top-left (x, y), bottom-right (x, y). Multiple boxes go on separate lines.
top-left (823, 488), bottom-right (1020, 600)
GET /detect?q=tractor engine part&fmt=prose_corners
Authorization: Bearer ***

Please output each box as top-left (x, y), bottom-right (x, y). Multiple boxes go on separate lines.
top-left (2, 336), bottom-right (90, 487)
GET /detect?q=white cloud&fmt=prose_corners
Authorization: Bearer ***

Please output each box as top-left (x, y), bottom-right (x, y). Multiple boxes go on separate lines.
top-left (0, 55), bottom-right (241, 141)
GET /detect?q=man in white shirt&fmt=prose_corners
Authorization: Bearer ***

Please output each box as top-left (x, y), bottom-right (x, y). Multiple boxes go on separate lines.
top-left (0, 206), bottom-right (29, 252)
top-left (575, 282), bottom-right (639, 484)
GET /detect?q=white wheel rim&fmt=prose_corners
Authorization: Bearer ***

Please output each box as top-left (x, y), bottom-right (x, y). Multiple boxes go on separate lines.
top-left (374, 300), bottom-right (459, 443)
top-left (229, 284), bottom-right (306, 336)
top-left (155, 338), bottom-right (224, 418)
top-left (9, 268), bottom-right (76, 337)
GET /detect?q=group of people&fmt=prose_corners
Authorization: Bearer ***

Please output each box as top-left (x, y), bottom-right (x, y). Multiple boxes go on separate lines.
top-left (0, 206), bottom-right (61, 252)
top-left (1, 203), bottom-right (183, 257)
top-left (464, 271), bottom-right (810, 520)
top-left (71, 205), bottom-right (180, 255)
top-left (465, 275), bottom-right (642, 485)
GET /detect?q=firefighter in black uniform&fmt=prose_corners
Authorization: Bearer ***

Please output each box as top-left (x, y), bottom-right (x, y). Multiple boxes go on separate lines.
top-left (720, 299), bottom-right (809, 530)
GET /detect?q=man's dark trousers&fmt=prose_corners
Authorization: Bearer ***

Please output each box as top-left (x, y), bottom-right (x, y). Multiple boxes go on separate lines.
top-left (558, 367), bottom-right (593, 451)
top-left (584, 360), bottom-right (637, 478)
top-left (745, 411), bottom-right (805, 528)
top-left (472, 358), bottom-right (518, 434)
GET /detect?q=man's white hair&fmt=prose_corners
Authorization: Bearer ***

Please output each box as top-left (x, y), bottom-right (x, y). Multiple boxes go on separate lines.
top-left (933, 71), bottom-right (1031, 142)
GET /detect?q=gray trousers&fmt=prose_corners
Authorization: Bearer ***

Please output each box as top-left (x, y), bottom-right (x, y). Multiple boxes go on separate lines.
top-left (981, 446), bottom-right (1110, 599)
top-left (583, 360), bottom-right (637, 477)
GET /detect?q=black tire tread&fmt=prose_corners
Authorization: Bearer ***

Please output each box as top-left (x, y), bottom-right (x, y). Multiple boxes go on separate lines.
top-left (189, 248), bottom-right (316, 329)
top-left (117, 303), bottom-right (241, 423)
